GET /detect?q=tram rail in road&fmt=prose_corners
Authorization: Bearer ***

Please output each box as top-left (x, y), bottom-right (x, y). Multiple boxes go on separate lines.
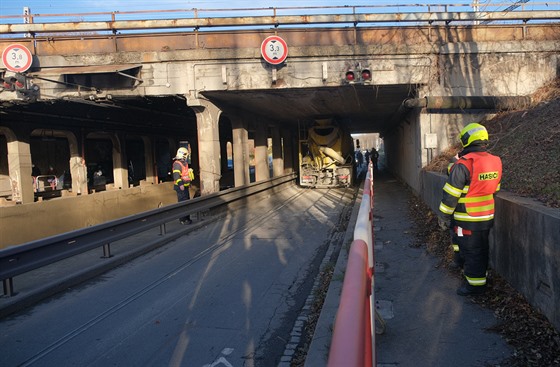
top-left (0, 177), bottom-right (356, 367)
top-left (0, 174), bottom-right (295, 311)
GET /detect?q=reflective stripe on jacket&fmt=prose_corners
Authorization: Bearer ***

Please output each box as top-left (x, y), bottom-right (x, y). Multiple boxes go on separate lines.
top-left (439, 150), bottom-right (502, 230)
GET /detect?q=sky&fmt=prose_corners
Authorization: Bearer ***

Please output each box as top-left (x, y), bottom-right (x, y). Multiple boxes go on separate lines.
top-left (1, 0), bottom-right (444, 15)
top-left (0, 1), bottom-right (557, 27)
top-left (2, 0), bottom-right (556, 17)
top-left (0, 1), bottom-right (468, 28)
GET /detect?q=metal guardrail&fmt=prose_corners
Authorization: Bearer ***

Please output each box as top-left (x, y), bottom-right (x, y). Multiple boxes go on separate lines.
top-left (0, 173), bottom-right (296, 296)
top-left (1, 4), bottom-right (559, 36)
top-left (33, 175), bottom-right (58, 192)
top-left (1, 3), bottom-right (558, 21)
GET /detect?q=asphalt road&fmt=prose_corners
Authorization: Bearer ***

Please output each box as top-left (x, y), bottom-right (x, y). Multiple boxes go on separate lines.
top-left (0, 185), bottom-right (356, 367)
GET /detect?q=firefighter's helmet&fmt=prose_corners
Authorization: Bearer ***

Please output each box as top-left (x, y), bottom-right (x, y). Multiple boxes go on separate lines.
top-left (459, 123), bottom-right (489, 147)
top-left (175, 147), bottom-right (189, 160)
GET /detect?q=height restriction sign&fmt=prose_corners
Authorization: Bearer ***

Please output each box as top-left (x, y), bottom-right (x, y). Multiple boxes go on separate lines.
top-left (261, 36), bottom-right (288, 65)
top-left (2, 44), bottom-right (33, 72)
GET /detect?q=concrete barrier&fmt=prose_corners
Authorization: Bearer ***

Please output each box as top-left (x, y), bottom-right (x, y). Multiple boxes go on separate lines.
top-left (0, 183), bottom-right (178, 248)
top-left (421, 171), bottom-right (560, 331)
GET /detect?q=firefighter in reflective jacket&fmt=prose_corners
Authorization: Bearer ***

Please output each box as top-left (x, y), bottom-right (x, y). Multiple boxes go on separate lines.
top-left (438, 123), bottom-right (502, 296)
top-left (173, 147), bottom-right (195, 225)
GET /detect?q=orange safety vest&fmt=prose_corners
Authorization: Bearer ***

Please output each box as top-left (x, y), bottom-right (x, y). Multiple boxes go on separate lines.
top-left (178, 161), bottom-right (191, 182)
top-left (455, 152), bottom-right (502, 220)
top-left (173, 160), bottom-right (192, 185)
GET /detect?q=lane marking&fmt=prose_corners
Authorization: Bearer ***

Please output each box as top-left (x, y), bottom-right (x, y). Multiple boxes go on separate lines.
top-left (203, 348), bottom-right (234, 367)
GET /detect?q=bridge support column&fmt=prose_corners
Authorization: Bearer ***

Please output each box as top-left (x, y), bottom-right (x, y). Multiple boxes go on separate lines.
top-left (271, 126), bottom-right (284, 177)
top-left (111, 134), bottom-right (129, 190)
top-left (191, 99), bottom-right (221, 195)
top-left (66, 131), bottom-right (88, 195)
top-left (1, 128), bottom-right (34, 204)
top-left (254, 121), bottom-right (270, 182)
top-left (231, 118), bottom-right (250, 186)
top-left (281, 128), bottom-right (294, 174)
top-left (69, 156), bottom-right (88, 195)
top-left (142, 136), bottom-right (157, 185)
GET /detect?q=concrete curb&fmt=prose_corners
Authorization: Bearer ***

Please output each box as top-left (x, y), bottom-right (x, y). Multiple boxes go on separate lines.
top-left (303, 186), bottom-right (363, 366)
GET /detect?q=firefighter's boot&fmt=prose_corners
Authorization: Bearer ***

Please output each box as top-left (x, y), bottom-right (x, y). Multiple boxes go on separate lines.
top-left (457, 284), bottom-right (486, 296)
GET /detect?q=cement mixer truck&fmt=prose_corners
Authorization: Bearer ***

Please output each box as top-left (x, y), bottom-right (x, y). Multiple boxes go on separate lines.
top-left (298, 118), bottom-right (355, 188)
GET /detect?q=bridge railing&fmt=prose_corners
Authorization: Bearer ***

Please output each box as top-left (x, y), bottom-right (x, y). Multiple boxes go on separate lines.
top-left (1, 3), bottom-right (557, 21)
top-left (1, 3), bottom-right (559, 36)
top-left (328, 164), bottom-right (377, 367)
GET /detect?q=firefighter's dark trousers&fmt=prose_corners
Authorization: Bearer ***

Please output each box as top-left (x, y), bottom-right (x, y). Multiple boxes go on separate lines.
top-left (456, 229), bottom-right (490, 289)
top-left (451, 231), bottom-right (465, 267)
top-left (174, 185), bottom-right (191, 222)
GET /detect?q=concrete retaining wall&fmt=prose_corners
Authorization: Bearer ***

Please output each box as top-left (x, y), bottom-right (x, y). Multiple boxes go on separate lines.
top-left (0, 182), bottom-right (179, 248)
top-left (420, 171), bottom-right (560, 331)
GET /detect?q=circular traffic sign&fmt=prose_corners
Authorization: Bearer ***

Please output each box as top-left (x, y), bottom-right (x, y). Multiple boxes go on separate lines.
top-left (261, 36), bottom-right (288, 65)
top-left (2, 44), bottom-right (33, 72)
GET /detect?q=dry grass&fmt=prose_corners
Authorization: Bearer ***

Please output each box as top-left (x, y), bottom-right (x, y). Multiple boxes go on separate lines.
top-left (424, 143), bottom-right (461, 173)
top-left (530, 78), bottom-right (560, 106)
top-left (425, 77), bottom-right (560, 208)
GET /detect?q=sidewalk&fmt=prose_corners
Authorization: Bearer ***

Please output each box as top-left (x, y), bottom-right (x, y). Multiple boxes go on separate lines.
top-left (306, 171), bottom-right (512, 366)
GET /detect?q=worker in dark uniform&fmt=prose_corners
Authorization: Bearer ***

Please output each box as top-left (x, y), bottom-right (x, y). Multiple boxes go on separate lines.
top-left (371, 147), bottom-right (379, 171)
top-left (438, 123), bottom-right (502, 296)
top-left (173, 147), bottom-right (194, 225)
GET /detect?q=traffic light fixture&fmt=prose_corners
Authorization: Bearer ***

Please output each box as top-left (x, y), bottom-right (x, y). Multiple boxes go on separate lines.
top-left (345, 70), bottom-right (356, 82)
top-left (361, 68), bottom-right (372, 82)
top-left (0, 74), bottom-right (26, 91)
top-left (344, 66), bottom-right (372, 84)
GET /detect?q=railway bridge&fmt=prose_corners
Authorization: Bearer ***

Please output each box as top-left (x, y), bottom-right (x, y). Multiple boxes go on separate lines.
top-left (1, 5), bottom-right (560, 364)
top-left (2, 6), bottom-right (559, 245)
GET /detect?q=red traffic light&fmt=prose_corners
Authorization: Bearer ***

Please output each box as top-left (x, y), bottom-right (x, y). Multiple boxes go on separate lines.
top-left (361, 69), bottom-right (372, 81)
top-left (345, 70), bottom-right (356, 82)
top-left (10, 77), bottom-right (24, 89)
top-left (0, 78), bottom-right (12, 90)
top-left (344, 68), bottom-right (371, 83)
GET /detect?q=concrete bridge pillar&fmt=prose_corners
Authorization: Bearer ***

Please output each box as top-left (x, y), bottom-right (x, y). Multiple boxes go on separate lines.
top-left (65, 130), bottom-right (88, 195)
top-left (231, 118), bottom-right (250, 187)
top-left (271, 126), bottom-right (284, 177)
top-left (191, 99), bottom-right (222, 195)
top-left (254, 120), bottom-right (270, 182)
top-left (69, 156), bottom-right (88, 195)
top-left (111, 133), bottom-right (129, 190)
top-left (0, 127), bottom-right (34, 204)
top-left (142, 136), bottom-right (157, 185)
top-left (281, 128), bottom-right (294, 174)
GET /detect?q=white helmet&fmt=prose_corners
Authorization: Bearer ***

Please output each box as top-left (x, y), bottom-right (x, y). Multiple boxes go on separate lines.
top-left (175, 147), bottom-right (189, 160)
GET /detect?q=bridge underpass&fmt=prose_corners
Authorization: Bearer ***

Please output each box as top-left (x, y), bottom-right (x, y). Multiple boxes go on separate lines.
top-left (1, 81), bottom-right (415, 195)
top-left (1, 6), bottom-right (559, 244)
top-left (0, 3), bottom-right (558, 269)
